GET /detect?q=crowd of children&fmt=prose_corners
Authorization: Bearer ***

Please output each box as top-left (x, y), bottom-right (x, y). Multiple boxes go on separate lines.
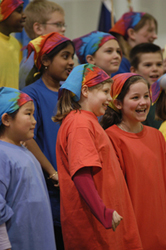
top-left (0, 0), bottom-right (166, 249)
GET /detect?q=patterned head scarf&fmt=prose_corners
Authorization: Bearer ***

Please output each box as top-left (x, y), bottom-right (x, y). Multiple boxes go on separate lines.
top-left (0, 0), bottom-right (23, 21)
top-left (150, 74), bottom-right (166, 104)
top-left (59, 63), bottom-right (110, 101)
top-left (73, 31), bottom-right (118, 64)
top-left (0, 87), bottom-right (32, 125)
top-left (27, 32), bottom-right (71, 70)
top-left (109, 72), bottom-right (138, 112)
top-left (109, 12), bottom-right (145, 39)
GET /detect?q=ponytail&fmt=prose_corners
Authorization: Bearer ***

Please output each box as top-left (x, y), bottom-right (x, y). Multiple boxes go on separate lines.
top-left (52, 89), bottom-right (81, 124)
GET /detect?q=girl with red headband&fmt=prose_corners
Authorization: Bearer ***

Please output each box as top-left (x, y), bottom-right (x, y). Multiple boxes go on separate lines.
top-left (53, 64), bottom-right (143, 250)
top-left (101, 73), bottom-right (166, 250)
top-left (22, 32), bottom-right (74, 250)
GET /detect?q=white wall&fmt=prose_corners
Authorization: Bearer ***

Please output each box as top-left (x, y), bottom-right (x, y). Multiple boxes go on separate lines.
top-left (54, 0), bottom-right (166, 49)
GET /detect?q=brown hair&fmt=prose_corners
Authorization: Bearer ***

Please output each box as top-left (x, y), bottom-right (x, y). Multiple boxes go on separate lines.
top-left (111, 13), bottom-right (158, 59)
top-left (155, 90), bottom-right (166, 121)
top-left (24, 0), bottom-right (64, 39)
top-left (53, 79), bottom-right (113, 124)
top-left (100, 75), bottom-right (149, 129)
top-left (129, 43), bottom-right (162, 69)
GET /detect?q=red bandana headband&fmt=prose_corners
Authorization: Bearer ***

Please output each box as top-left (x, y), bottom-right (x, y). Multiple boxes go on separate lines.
top-left (0, 0), bottom-right (23, 21)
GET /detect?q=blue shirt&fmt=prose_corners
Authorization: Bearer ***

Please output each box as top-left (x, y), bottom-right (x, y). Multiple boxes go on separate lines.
top-left (112, 56), bottom-right (131, 77)
top-left (22, 78), bottom-right (61, 226)
top-left (0, 141), bottom-right (56, 250)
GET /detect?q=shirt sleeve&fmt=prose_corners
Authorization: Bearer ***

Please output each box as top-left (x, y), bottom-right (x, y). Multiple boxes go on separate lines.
top-left (0, 153), bottom-right (14, 225)
top-left (0, 223), bottom-right (11, 249)
top-left (73, 167), bottom-right (114, 229)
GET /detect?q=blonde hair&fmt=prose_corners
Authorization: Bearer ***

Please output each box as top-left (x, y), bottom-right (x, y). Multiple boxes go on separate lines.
top-left (24, 0), bottom-right (64, 39)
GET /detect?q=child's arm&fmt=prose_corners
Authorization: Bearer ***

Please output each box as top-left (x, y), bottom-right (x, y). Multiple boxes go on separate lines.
top-left (72, 167), bottom-right (123, 231)
top-left (25, 139), bottom-right (59, 187)
top-left (0, 223), bottom-right (11, 250)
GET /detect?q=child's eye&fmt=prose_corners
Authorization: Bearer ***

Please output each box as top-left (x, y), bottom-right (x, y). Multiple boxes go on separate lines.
top-left (144, 63), bottom-right (152, 67)
top-left (132, 96), bottom-right (138, 100)
top-left (157, 63), bottom-right (163, 67)
top-left (62, 54), bottom-right (69, 59)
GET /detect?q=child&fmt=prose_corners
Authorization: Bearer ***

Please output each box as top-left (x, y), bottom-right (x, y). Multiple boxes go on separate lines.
top-left (0, 0), bottom-right (26, 88)
top-left (101, 73), bottom-right (166, 250)
top-left (19, 0), bottom-right (66, 89)
top-left (130, 42), bottom-right (164, 128)
top-left (53, 64), bottom-right (143, 250)
top-left (73, 31), bottom-right (122, 76)
top-left (109, 12), bottom-right (158, 75)
top-left (151, 73), bottom-right (166, 140)
top-left (22, 32), bottom-right (74, 250)
top-left (0, 87), bottom-right (56, 250)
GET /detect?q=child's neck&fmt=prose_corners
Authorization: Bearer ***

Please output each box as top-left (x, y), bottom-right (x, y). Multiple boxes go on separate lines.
top-left (42, 75), bottom-right (60, 92)
top-left (117, 120), bottom-right (143, 133)
top-left (0, 25), bottom-right (11, 36)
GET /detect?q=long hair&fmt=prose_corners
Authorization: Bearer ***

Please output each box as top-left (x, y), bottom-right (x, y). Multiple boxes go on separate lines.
top-left (155, 90), bottom-right (166, 121)
top-left (100, 75), bottom-right (149, 129)
top-left (53, 79), bottom-right (113, 124)
top-left (52, 89), bottom-right (81, 124)
top-left (111, 13), bottom-right (158, 60)
top-left (25, 40), bottom-right (75, 86)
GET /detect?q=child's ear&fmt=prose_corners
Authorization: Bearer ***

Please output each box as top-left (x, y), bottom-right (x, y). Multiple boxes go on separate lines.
top-left (130, 66), bottom-right (137, 73)
top-left (33, 22), bottom-right (44, 37)
top-left (127, 28), bottom-right (136, 40)
top-left (41, 54), bottom-right (51, 67)
top-left (86, 55), bottom-right (95, 64)
top-left (1, 113), bottom-right (10, 127)
top-left (81, 85), bottom-right (89, 98)
top-left (113, 99), bottom-right (122, 110)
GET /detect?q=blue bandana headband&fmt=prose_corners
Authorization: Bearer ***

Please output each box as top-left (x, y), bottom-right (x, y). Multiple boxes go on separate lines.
top-left (73, 31), bottom-right (117, 64)
top-left (0, 87), bottom-right (33, 125)
top-left (59, 63), bottom-right (110, 101)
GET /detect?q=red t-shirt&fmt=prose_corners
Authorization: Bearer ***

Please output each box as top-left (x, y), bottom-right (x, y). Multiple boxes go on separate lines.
top-left (56, 110), bottom-right (142, 250)
top-left (106, 124), bottom-right (166, 250)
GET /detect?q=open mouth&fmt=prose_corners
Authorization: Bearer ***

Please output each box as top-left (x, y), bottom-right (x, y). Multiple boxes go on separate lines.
top-left (136, 108), bottom-right (147, 113)
top-left (149, 75), bottom-right (159, 81)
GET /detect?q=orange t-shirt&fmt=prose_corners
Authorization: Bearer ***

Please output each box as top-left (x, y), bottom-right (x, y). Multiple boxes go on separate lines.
top-left (56, 110), bottom-right (142, 250)
top-left (106, 125), bottom-right (166, 250)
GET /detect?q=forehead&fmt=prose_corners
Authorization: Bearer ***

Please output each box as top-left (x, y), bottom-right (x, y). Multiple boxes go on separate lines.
top-left (140, 19), bottom-right (157, 31)
top-left (19, 101), bottom-right (34, 110)
top-left (98, 39), bottom-right (120, 50)
top-left (139, 52), bottom-right (163, 63)
top-left (47, 11), bottom-right (65, 22)
top-left (128, 80), bottom-right (149, 92)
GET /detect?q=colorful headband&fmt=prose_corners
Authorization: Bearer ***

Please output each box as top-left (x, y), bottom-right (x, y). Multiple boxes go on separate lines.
top-left (0, 87), bottom-right (33, 125)
top-left (150, 74), bottom-right (166, 104)
top-left (109, 12), bottom-right (145, 39)
top-left (73, 31), bottom-right (117, 64)
top-left (59, 63), bottom-right (110, 101)
top-left (0, 0), bottom-right (23, 21)
top-left (108, 73), bottom-right (138, 112)
top-left (27, 32), bottom-right (70, 70)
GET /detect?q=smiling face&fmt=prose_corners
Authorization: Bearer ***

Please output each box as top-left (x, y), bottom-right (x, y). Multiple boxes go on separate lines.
top-left (7, 101), bottom-right (36, 145)
top-left (133, 52), bottom-right (164, 86)
top-left (89, 39), bottom-right (122, 75)
top-left (84, 81), bottom-right (112, 117)
top-left (133, 20), bottom-right (157, 45)
top-left (119, 81), bottom-right (150, 126)
top-left (3, 4), bottom-right (26, 35)
top-left (43, 43), bottom-right (74, 84)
